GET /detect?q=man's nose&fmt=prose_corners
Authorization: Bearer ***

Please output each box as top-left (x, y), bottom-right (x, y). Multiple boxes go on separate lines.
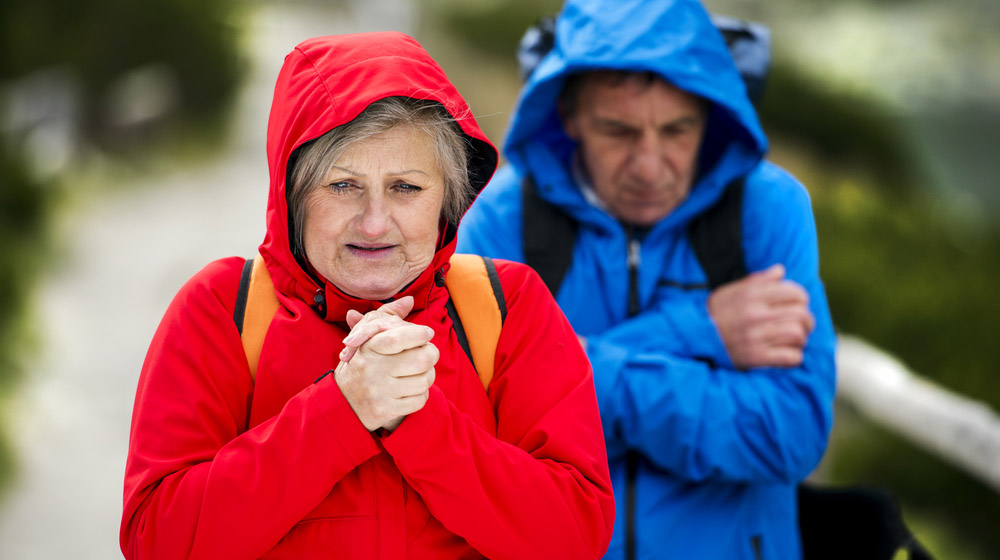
top-left (629, 133), bottom-right (666, 185)
top-left (356, 194), bottom-right (392, 238)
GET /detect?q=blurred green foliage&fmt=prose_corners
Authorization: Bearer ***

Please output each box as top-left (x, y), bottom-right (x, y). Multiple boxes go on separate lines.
top-left (434, 2), bottom-right (1000, 556)
top-left (429, 0), bottom-right (564, 60)
top-left (0, 149), bottom-right (51, 498)
top-left (1, 0), bottom-right (244, 149)
top-left (0, 0), bottom-right (244, 495)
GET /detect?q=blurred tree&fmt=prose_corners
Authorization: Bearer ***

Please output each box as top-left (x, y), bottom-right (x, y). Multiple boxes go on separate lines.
top-left (1, 0), bottom-right (244, 152)
top-left (431, 0), bottom-right (563, 60)
top-left (0, 0), bottom-right (245, 496)
top-left (0, 148), bottom-right (51, 498)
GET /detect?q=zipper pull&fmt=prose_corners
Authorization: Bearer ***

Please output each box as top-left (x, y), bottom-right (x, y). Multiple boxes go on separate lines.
top-left (627, 232), bottom-right (641, 317)
top-left (627, 237), bottom-right (641, 271)
top-left (313, 288), bottom-right (327, 316)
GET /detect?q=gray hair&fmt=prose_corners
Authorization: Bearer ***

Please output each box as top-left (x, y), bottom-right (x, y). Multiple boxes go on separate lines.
top-left (288, 97), bottom-right (472, 255)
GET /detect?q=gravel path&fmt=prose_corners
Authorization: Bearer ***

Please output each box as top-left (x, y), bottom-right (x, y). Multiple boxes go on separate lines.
top-left (0, 2), bottom-right (414, 557)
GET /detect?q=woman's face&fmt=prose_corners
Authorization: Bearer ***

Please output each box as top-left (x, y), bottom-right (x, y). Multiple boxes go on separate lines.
top-left (302, 125), bottom-right (445, 301)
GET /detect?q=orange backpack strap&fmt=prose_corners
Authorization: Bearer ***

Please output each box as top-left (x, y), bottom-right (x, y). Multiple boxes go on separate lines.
top-left (444, 254), bottom-right (507, 391)
top-left (234, 254), bottom-right (280, 381)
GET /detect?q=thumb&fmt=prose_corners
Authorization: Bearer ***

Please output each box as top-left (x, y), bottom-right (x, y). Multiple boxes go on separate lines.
top-left (378, 295), bottom-right (415, 319)
top-left (346, 309), bottom-right (365, 329)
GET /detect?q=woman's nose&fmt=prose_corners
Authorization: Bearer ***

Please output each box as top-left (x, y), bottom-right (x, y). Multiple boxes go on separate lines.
top-left (356, 195), bottom-right (392, 238)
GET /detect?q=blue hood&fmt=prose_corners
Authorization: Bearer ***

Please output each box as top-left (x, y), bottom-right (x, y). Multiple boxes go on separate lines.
top-left (504, 0), bottom-right (769, 230)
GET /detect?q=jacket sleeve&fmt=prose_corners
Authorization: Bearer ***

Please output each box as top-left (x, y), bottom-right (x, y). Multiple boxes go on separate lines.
top-left (380, 262), bottom-right (615, 560)
top-left (120, 258), bottom-right (381, 560)
top-left (588, 177), bottom-right (837, 484)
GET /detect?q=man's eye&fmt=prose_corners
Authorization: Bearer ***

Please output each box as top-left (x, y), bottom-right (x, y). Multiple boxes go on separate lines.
top-left (602, 127), bottom-right (634, 138)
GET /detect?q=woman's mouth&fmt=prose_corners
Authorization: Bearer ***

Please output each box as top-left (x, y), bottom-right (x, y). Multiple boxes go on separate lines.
top-left (346, 243), bottom-right (396, 259)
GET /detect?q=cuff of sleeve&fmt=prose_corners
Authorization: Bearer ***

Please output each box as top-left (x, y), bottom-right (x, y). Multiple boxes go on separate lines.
top-left (380, 386), bottom-right (448, 461)
top-left (586, 337), bottom-right (629, 423)
top-left (670, 293), bottom-right (735, 369)
top-left (310, 376), bottom-right (381, 465)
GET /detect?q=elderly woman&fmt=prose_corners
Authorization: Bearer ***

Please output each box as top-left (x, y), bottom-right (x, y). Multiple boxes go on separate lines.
top-left (120, 32), bottom-right (614, 559)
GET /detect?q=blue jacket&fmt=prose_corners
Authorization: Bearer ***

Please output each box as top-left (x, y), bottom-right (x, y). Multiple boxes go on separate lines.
top-left (458, 0), bottom-right (837, 558)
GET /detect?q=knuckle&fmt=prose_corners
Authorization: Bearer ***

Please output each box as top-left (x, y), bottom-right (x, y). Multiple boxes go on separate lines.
top-left (418, 349), bottom-right (436, 371)
top-left (351, 352), bottom-right (369, 370)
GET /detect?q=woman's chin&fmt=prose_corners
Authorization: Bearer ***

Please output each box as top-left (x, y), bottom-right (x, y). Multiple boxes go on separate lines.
top-left (335, 274), bottom-right (407, 302)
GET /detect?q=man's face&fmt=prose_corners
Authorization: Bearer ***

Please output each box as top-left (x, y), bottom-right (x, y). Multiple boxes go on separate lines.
top-left (562, 76), bottom-right (707, 227)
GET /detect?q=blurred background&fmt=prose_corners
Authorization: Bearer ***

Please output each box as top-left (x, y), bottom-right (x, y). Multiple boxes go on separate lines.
top-left (0, 0), bottom-right (997, 557)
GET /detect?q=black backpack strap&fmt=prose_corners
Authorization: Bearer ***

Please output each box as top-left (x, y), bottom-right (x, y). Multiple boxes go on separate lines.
top-left (798, 483), bottom-right (935, 560)
top-left (522, 175), bottom-right (577, 296)
top-left (687, 178), bottom-right (747, 289)
top-left (445, 299), bottom-right (473, 369)
top-left (234, 257), bottom-right (254, 334)
top-left (483, 256), bottom-right (508, 322)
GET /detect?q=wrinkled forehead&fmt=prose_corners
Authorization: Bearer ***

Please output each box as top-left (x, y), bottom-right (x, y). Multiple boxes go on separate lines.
top-left (560, 69), bottom-right (706, 118)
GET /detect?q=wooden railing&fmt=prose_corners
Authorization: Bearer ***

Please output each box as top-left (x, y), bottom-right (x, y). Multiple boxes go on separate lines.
top-left (836, 335), bottom-right (1000, 493)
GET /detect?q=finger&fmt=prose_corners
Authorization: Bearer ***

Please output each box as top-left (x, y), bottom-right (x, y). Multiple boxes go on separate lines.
top-left (759, 281), bottom-right (809, 306)
top-left (377, 295), bottom-right (415, 319)
top-left (747, 263), bottom-right (785, 283)
top-left (346, 309), bottom-right (365, 329)
top-left (392, 390), bottom-right (431, 417)
top-left (767, 297), bottom-right (812, 321)
top-left (390, 368), bottom-right (436, 399)
top-left (340, 346), bottom-right (358, 364)
top-left (763, 346), bottom-right (805, 368)
top-left (763, 319), bottom-right (810, 348)
top-left (367, 324), bottom-right (436, 356)
top-left (342, 314), bottom-right (406, 349)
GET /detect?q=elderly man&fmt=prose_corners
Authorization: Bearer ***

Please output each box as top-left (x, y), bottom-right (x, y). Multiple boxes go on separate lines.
top-left (458, 0), bottom-right (837, 558)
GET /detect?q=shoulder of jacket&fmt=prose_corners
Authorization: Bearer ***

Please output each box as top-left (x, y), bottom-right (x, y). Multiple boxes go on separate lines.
top-left (170, 256), bottom-right (246, 314)
top-left (741, 160), bottom-right (813, 214)
top-left (489, 258), bottom-right (550, 298)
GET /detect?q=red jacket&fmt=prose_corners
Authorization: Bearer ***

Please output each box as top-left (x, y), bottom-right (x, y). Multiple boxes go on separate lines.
top-left (120, 32), bottom-right (614, 559)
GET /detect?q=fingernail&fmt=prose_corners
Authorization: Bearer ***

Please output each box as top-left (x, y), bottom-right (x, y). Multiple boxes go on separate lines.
top-left (425, 326), bottom-right (435, 338)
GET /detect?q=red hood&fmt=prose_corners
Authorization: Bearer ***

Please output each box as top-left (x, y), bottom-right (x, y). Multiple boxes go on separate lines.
top-left (259, 32), bottom-right (498, 322)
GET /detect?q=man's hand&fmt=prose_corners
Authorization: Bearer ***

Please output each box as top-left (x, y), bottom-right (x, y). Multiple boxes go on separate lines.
top-left (708, 264), bottom-right (815, 369)
top-left (335, 296), bottom-right (439, 431)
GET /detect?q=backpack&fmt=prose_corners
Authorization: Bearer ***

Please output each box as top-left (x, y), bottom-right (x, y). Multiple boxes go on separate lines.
top-left (233, 254), bottom-right (505, 390)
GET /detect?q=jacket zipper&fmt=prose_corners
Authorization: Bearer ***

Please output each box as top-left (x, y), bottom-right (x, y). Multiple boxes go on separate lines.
top-left (752, 535), bottom-right (763, 560)
top-left (625, 228), bottom-right (641, 560)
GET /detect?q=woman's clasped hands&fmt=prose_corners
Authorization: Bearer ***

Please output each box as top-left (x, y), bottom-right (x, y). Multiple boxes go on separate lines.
top-left (334, 296), bottom-right (439, 432)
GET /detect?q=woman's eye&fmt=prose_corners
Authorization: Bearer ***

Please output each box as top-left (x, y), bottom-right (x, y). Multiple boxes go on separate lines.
top-left (327, 181), bottom-right (355, 193)
top-left (394, 183), bottom-right (423, 194)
